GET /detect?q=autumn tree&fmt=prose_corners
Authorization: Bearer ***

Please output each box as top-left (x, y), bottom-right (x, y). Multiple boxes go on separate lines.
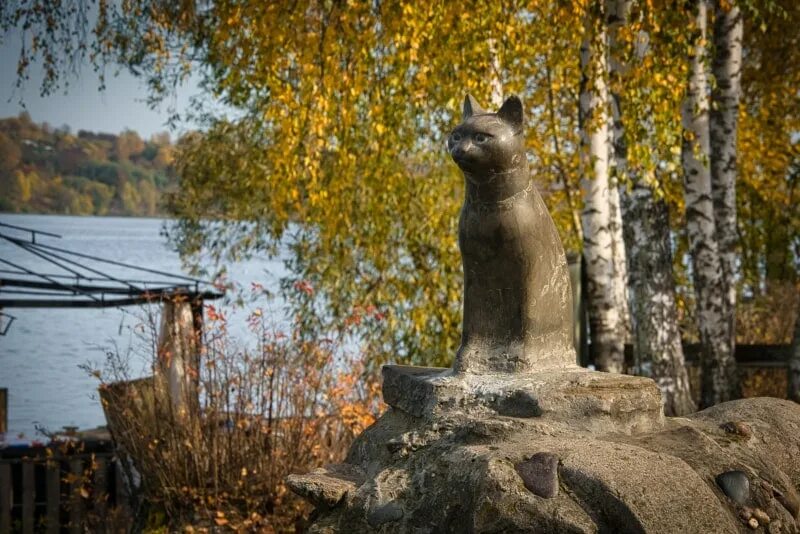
top-left (710, 0), bottom-right (742, 321)
top-left (680, 0), bottom-right (740, 406)
top-left (115, 129), bottom-right (145, 162)
top-left (737, 0), bottom-right (799, 296)
top-left (579, 1), bottom-right (630, 374)
top-left (0, 131), bottom-right (22, 173)
top-left (103, 1), bottom-right (595, 366)
top-left (604, 0), bottom-right (695, 414)
top-left (4, 1), bottom-right (798, 387)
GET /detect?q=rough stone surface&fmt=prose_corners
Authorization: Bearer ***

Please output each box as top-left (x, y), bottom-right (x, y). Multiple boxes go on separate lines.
top-left (382, 364), bottom-right (664, 433)
top-left (288, 397), bottom-right (800, 533)
top-left (286, 463), bottom-right (364, 509)
top-left (366, 501), bottom-right (404, 527)
top-left (515, 452), bottom-right (559, 498)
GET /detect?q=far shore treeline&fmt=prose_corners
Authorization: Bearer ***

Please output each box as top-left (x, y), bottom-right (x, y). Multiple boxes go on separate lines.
top-left (0, 112), bottom-right (177, 216)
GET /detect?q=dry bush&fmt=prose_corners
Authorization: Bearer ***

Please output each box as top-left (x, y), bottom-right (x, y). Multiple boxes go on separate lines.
top-left (96, 282), bottom-right (383, 531)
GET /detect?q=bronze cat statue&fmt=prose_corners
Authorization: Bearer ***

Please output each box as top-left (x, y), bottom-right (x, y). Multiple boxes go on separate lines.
top-left (448, 94), bottom-right (576, 373)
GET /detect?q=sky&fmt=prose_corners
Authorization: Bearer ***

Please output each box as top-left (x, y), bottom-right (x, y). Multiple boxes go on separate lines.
top-left (0, 31), bottom-right (201, 139)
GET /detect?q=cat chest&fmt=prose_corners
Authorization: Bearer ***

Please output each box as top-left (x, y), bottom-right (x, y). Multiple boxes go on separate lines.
top-left (459, 202), bottom-right (538, 257)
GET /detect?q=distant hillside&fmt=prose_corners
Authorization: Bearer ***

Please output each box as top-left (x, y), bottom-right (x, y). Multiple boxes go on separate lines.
top-left (0, 112), bottom-right (178, 216)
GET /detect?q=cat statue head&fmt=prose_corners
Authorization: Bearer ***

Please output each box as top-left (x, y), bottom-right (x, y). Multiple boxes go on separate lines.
top-left (447, 94), bottom-right (525, 179)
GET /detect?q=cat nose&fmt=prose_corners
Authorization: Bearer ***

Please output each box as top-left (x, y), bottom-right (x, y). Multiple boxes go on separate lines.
top-left (452, 141), bottom-right (473, 159)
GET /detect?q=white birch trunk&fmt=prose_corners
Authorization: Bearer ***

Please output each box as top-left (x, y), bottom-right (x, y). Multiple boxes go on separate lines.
top-left (608, 173), bottom-right (630, 342)
top-left (681, 0), bottom-right (739, 407)
top-left (488, 39), bottom-right (504, 109)
top-left (606, 0), bottom-right (694, 414)
top-left (621, 180), bottom-right (696, 415)
top-left (710, 0), bottom-right (742, 349)
top-left (580, 18), bottom-right (625, 374)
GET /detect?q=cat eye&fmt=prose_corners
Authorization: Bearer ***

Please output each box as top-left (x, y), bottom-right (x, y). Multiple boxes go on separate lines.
top-left (451, 132), bottom-right (462, 142)
top-left (474, 133), bottom-right (490, 143)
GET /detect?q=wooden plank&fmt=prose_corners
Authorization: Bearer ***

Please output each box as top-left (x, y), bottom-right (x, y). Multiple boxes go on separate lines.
top-left (94, 457), bottom-right (108, 517)
top-left (0, 463), bottom-right (11, 534)
top-left (22, 461), bottom-right (35, 534)
top-left (46, 461), bottom-right (61, 534)
top-left (69, 459), bottom-right (83, 534)
top-left (617, 343), bottom-right (791, 368)
top-left (114, 458), bottom-right (128, 512)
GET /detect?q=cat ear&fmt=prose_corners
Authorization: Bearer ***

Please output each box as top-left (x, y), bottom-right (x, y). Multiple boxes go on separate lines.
top-left (497, 95), bottom-right (524, 130)
top-left (463, 94), bottom-right (484, 120)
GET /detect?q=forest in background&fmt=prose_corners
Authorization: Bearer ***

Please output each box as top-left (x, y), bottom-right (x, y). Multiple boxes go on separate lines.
top-left (0, 112), bottom-right (177, 216)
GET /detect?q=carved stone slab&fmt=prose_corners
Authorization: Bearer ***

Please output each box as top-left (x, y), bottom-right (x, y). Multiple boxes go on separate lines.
top-left (382, 364), bottom-right (664, 434)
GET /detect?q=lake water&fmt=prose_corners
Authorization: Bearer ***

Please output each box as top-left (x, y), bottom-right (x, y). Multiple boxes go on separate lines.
top-left (0, 214), bottom-right (287, 438)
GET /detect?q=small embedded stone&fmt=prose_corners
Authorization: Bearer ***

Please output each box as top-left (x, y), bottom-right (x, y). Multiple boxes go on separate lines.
top-left (748, 517), bottom-right (759, 529)
top-left (367, 501), bottom-right (404, 527)
top-left (716, 470), bottom-right (750, 504)
top-left (739, 507), bottom-right (753, 521)
top-left (752, 508), bottom-right (770, 525)
top-left (721, 421), bottom-right (752, 438)
top-left (515, 452), bottom-right (559, 498)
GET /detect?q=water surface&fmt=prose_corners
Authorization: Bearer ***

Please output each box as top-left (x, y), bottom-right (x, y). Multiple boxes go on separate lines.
top-left (0, 214), bottom-right (285, 437)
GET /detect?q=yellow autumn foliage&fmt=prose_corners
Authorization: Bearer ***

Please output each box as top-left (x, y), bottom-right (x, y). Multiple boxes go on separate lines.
top-left (3, 0), bottom-right (798, 362)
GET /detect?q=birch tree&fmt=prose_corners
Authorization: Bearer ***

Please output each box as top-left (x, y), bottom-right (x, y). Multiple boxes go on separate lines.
top-left (608, 175), bottom-right (631, 345)
top-left (622, 179), bottom-right (696, 414)
top-left (710, 0), bottom-right (742, 350)
top-left (681, 0), bottom-right (739, 407)
top-left (579, 6), bottom-right (628, 374)
top-left (606, 0), bottom-right (694, 415)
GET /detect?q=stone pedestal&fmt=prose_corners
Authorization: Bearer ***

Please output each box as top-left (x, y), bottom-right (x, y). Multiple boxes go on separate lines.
top-left (289, 388), bottom-right (800, 534)
top-left (382, 365), bottom-right (663, 433)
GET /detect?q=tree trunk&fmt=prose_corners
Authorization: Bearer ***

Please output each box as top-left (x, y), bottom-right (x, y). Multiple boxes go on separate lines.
top-left (605, 0), bottom-right (694, 414)
top-left (488, 38), bottom-right (504, 109)
top-left (790, 302), bottom-right (800, 403)
top-left (621, 180), bottom-right (696, 415)
top-left (608, 178), bottom-right (631, 342)
top-left (580, 12), bottom-right (626, 374)
top-left (710, 0), bottom-right (742, 355)
top-left (682, 0), bottom-right (739, 407)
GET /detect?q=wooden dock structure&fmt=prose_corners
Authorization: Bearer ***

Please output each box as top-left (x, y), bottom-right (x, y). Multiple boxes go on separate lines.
top-left (0, 431), bottom-right (127, 533)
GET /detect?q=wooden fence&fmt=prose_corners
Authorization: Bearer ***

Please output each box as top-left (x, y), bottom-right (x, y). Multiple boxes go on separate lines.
top-left (0, 389), bottom-right (7, 435)
top-left (0, 447), bottom-right (126, 533)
